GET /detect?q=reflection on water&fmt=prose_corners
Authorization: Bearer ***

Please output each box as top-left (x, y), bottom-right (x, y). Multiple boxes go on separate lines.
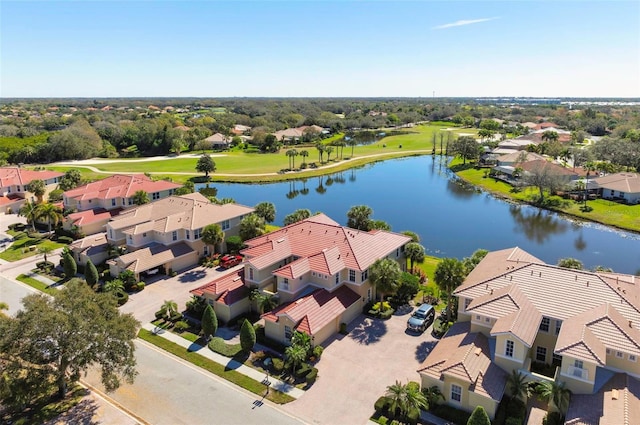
top-left (509, 205), bottom-right (568, 244)
top-left (196, 156), bottom-right (640, 274)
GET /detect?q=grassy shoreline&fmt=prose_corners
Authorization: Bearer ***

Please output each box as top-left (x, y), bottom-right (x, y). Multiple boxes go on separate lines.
top-left (450, 158), bottom-right (640, 234)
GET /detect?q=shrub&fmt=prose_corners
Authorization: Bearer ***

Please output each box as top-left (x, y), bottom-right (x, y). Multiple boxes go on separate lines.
top-left (253, 350), bottom-right (266, 362)
top-left (272, 358), bottom-right (284, 373)
top-left (169, 311), bottom-right (183, 322)
top-left (405, 407), bottom-right (420, 425)
top-left (174, 320), bottom-right (190, 332)
top-left (378, 416), bottom-right (388, 425)
top-left (36, 261), bottom-right (54, 272)
top-left (136, 281), bottom-right (145, 291)
top-left (312, 345), bottom-right (323, 360)
top-left (431, 404), bottom-right (471, 424)
top-left (295, 363), bottom-right (311, 378)
top-left (339, 322), bottom-right (348, 334)
top-left (12, 231), bottom-right (27, 240)
top-left (306, 367), bottom-right (318, 384)
top-left (379, 309), bottom-right (394, 320)
top-left (155, 310), bottom-right (166, 320)
top-left (116, 291), bottom-right (129, 306)
top-left (543, 412), bottom-right (563, 425)
top-left (58, 236), bottom-right (74, 244)
top-left (390, 420), bottom-right (400, 425)
top-left (375, 396), bottom-right (391, 413)
top-left (506, 398), bottom-right (526, 421)
top-left (27, 231), bottom-right (44, 240)
top-left (226, 235), bottom-right (244, 253)
top-left (240, 319), bottom-right (256, 352)
top-left (506, 417), bottom-right (523, 425)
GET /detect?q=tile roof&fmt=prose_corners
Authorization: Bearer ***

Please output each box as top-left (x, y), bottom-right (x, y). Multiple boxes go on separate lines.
top-left (497, 151), bottom-right (546, 164)
top-left (457, 247), bottom-right (640, 368)
top-left (591, 172), bottom-right (640, 193)
top-left (66, 208), bottom-right (121, 226)
top-left (520, 160), bottom-right (579, 177)
top-left (0, 194), bottom-right (23, 206)
top-left (566, 373), bottom-right (640, 425)
top-left (190, 269), bottom-right (248, 305)
top-left (417, 322), bottom-right (507, 401)
top-left (69, 233), bottom-right (108, 254)
top-left (115, 242), bottom-right (194, 273)
top-left (108, 194), bottom-right (254, 233)
top-left (205, 133), bottom-right (230, 144)
top-left (262, 285), bottom-right (360, 336)
top-left (63, 174), bottom-right (181, 202)
top-left (0, 167), bottom-right (63, 188)
top-left (241, 213), bottom-right (410, 272)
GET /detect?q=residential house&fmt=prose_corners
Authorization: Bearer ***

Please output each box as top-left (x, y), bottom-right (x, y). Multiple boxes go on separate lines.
top-left (273, 125), bottom-right (324, 142)
top-left (241, 213), bottom-right (410, 346)
top-left (106, 193), bottom-right (254, 279)
top-left (589, 172), bottom-right (640, 204)
top-left (63, 208), bottom-right (121, 236)
top-left (0, 167), bottom-right (64, 213)
top-left (496, 151), bottom-right (546, 168)
top-left (204, 133), bottom-right (231, 149)
top-left (419, 246), bottom-right (640, 421)
top-left (190, 269), bottom-right (250, 323)
top-left (63, 174), bottom-right (180, 212)
top-left (232, 124), bottom-right (252, 135)
top-left (69, 233), bottom-right (110, 267)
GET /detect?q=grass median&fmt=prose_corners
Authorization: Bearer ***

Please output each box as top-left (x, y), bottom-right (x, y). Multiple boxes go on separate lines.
top-left (137, 329), bottom-right (295, 404)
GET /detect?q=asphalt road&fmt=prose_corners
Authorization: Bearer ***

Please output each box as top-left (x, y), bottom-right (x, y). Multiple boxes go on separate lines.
top-left (0, 274), bottom-right (36, 316)
top-left (83, 340), bottom-right (306, 425)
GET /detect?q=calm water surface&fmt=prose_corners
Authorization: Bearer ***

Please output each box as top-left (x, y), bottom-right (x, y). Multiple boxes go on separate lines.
top-left (201, 156), bottom-right (640, 274)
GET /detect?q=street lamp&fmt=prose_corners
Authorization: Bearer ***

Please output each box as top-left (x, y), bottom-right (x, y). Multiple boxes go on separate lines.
top-left (584, 171), bottom-right (590, 207)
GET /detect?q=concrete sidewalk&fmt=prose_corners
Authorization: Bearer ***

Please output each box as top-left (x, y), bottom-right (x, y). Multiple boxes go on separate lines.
top-left (140, 322), bottom-right (306, 399)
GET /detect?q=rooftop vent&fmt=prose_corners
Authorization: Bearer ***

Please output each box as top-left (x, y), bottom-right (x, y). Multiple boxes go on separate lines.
top-left (612, 389), bottom-right (619, 400)
top-left (474, 347), bottom-right (482, 356)
top-left (630, 320), bottom-right (633, 328)
top-left (233, 276), bottom-right (241, 282)
top-left (276, 238), bottom-right (285, 243)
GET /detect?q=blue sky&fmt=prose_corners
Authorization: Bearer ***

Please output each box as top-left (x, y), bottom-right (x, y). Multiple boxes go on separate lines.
top-left (1, 1), bottom-right (639, 98)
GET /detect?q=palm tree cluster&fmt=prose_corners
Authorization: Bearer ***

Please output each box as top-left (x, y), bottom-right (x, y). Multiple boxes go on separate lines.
top-left (384, 381), bottom-right (428, 420)
top-left (19, 201), bottom-right (63, 235)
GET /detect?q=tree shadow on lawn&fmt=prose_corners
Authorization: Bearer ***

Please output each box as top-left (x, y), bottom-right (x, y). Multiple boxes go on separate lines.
top-left (178, 268), bottom-right (207, 283)
top-left (415, 340), bottom-right (438, 363)
top-left (46, 397), bottom-right (99, 425)
top-left (348, 318), bottom-right (388, 345)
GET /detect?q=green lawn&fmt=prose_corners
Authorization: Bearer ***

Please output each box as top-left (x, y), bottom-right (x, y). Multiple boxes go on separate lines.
top-left (450, 158), bottom-right (640, 233)
top-left (0, 236), bottom-right (64, 262)
top-left (137, 329), bottom-right (294, 404)
top-left (16, 273), bottom-right (57, 294)
top-left (47, 124), bottom-right (479, 184)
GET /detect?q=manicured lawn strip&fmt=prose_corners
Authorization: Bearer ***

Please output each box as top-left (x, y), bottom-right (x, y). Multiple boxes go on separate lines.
top-left (0, 237), bottom-right (64, 262)
top-left (208, 337), bottom-right (243, 357)
top-left (138, 329), bottom-right (294, 404)
top-left (451, 158), bottom-right (640, 233)
top-left (16, 273), bottom-right (57, 294)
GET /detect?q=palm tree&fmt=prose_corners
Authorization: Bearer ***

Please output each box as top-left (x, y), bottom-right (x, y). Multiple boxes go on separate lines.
top-left (26, 179), bottom-right (46, 203)
top-left (433, 258), bottom-right (466, 320)
top-left (404, 381), bottom-right (428, 416)
top-left (38, 245), bottom-right (54, 264)
top-left (422, 386), bottom-right (444, 408)
top-left (325, 146), bottom-right (334, 161)
top-left (507, 370), bottom-right (529, 402)
top-left (257, 292), bottom-right (278, 314)
top-left (290, 149), bottom-right (298, 169)
top-left (103, 278), bottom-right (124, 294)
top-left (369, 258), bottom-right (402, 306)
top-left (347, 205), bottom-right (373, 231)
top-left (285, 344), bottom-right (307, 373)
top-left (536, 380), bottom-right (571, 414)
top-left (201, 223), bottom-right (225, 255)
top-left (299, 150), bottom-right (309, 166)
top-left (386, 381), bottom-right (407, 417)
top-left (347, 137), bottom-right (357, 158)
top-left (315, 142), bottom-right (324, 163)
top-left (285, 149), bottom-right (295, 169)
top-left (19, 201), bottom-right (38, 232)
top-left (405, 242), bottom-right (425, 269)
top-left (239, 213), bottom-right (265, 241)
top-left (542, 130), bottom-right (559, 143)
top-left (161, 300), bottom-right (178, 321)
top-left (132, 190), bottom-right (150, 205)
top-left (35, 202), bottom-right (63, 236)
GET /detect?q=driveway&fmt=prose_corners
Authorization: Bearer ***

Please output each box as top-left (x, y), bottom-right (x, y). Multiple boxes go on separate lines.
top-left (283, 306), bottom-right (439, 425)
top-left (120, 263), bottom-right (243, 323)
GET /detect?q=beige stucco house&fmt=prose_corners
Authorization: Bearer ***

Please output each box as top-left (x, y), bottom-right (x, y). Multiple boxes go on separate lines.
top-left (105, 193), bottom-right (254, 279)
top-left (419, 247), bottom-right (640, 421)
top-left (0, 167), bottom-right (64, 213)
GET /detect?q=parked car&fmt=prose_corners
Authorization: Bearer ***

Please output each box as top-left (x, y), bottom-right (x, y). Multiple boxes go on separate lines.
top-left (219, 254), bottom-right (243, 269)
top-left (406, 303), bottom-right (435, 333)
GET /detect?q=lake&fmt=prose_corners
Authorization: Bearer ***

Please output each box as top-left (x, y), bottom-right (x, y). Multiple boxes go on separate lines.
top-left (198, 156), bottom-right (640, 274)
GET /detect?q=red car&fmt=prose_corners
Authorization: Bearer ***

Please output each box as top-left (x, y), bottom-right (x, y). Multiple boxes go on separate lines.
top-left (220, 255), bottom-right (243, 269)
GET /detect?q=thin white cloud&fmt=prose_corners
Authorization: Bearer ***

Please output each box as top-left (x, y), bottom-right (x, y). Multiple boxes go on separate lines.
top-left (433, 17), bottom-right (500, 30)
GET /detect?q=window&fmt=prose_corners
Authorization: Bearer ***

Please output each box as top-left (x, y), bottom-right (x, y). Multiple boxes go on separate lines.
top-left (221, 220), bottom-right (230, 230)
top-left (505, 340), bottom-right (514, 357)
top-left (194, 228), bottom-right (201, 239)
top-left (555, 320), bottom-right (562, 336)
top-left (203, 246), bottom-right (209, 256)
top-left (485, 317), bottom-right (491, 323)
top-left (540, 317), bottom-right (550, 332)
top-left (367, 288), bottom-right (371, 301)
top-left (111, 199), bottom-right (116, 206)
top-left (574, 359), bottom-right (583, 369)
top-left (552, 353), bottom-right (563, 365)
top-left (312, 272), bottom-right (316, 277)
top-left (128, 198), bottom-right (134, 205)
top-left (172, 231), bottom-right (177, 241)
top-left (186, 230), bottom-right (190, 240)
top-left (349, 270), bottom-right (356, 282)
top-left (143, 232), bottom-right (147, 237)
top-left (249, 268), bottom-right (254, 280)
top-left (451, 384), bottom-right (462, 402)
top-left (476, 315), bottom-right (481, 321)
top-left (128, 235), bottom-right (132, 242)
top-left (536, 346), bottom-right (547, 363)
top-left (284, 326), bottom-right (292, 341)
top-left (361, 269), bottom-right (368, 281)
top-left (396, 248), bottom-right (399, 257)
top-left (464, 298), bottom-right (471, 310)
top-left (606, 348), bottom-right (611, 355)
top-left (281, 278), bottom-right (289, 290)
top-left (630, 355), bottom-right (637, 362)
top-left (335, 274), bottom-right (340, 285)
top-left (616, 351), bottom-right (624, 359)
top-left (109, 229), bottom-right (113, 239)
top-left (152, 192), bottom-right (160, 200)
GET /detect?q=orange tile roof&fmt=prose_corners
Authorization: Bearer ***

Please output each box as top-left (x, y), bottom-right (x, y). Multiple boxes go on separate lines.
top-left (520, 160), bottom-right (579, 177)
top-left (262, 285), bottom-right (360, 336)
top-left (0, 194), bottom-right (22, 206)
top-left (66, 208), bottom-right (121, 226)
top-left (242, 213), bottom-right (410, 272)
top-left (190, 269), bottom-right (248, 305)
top-left (0, 167), bottom-right (63, 188)
top-left (417, 322), bottom-right (507, 401)
top-left (63, 174), bottom-right (181, 202)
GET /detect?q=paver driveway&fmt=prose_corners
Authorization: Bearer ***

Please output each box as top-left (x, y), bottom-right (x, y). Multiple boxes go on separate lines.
top-left (283, 306), bottom-right (440, 425)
